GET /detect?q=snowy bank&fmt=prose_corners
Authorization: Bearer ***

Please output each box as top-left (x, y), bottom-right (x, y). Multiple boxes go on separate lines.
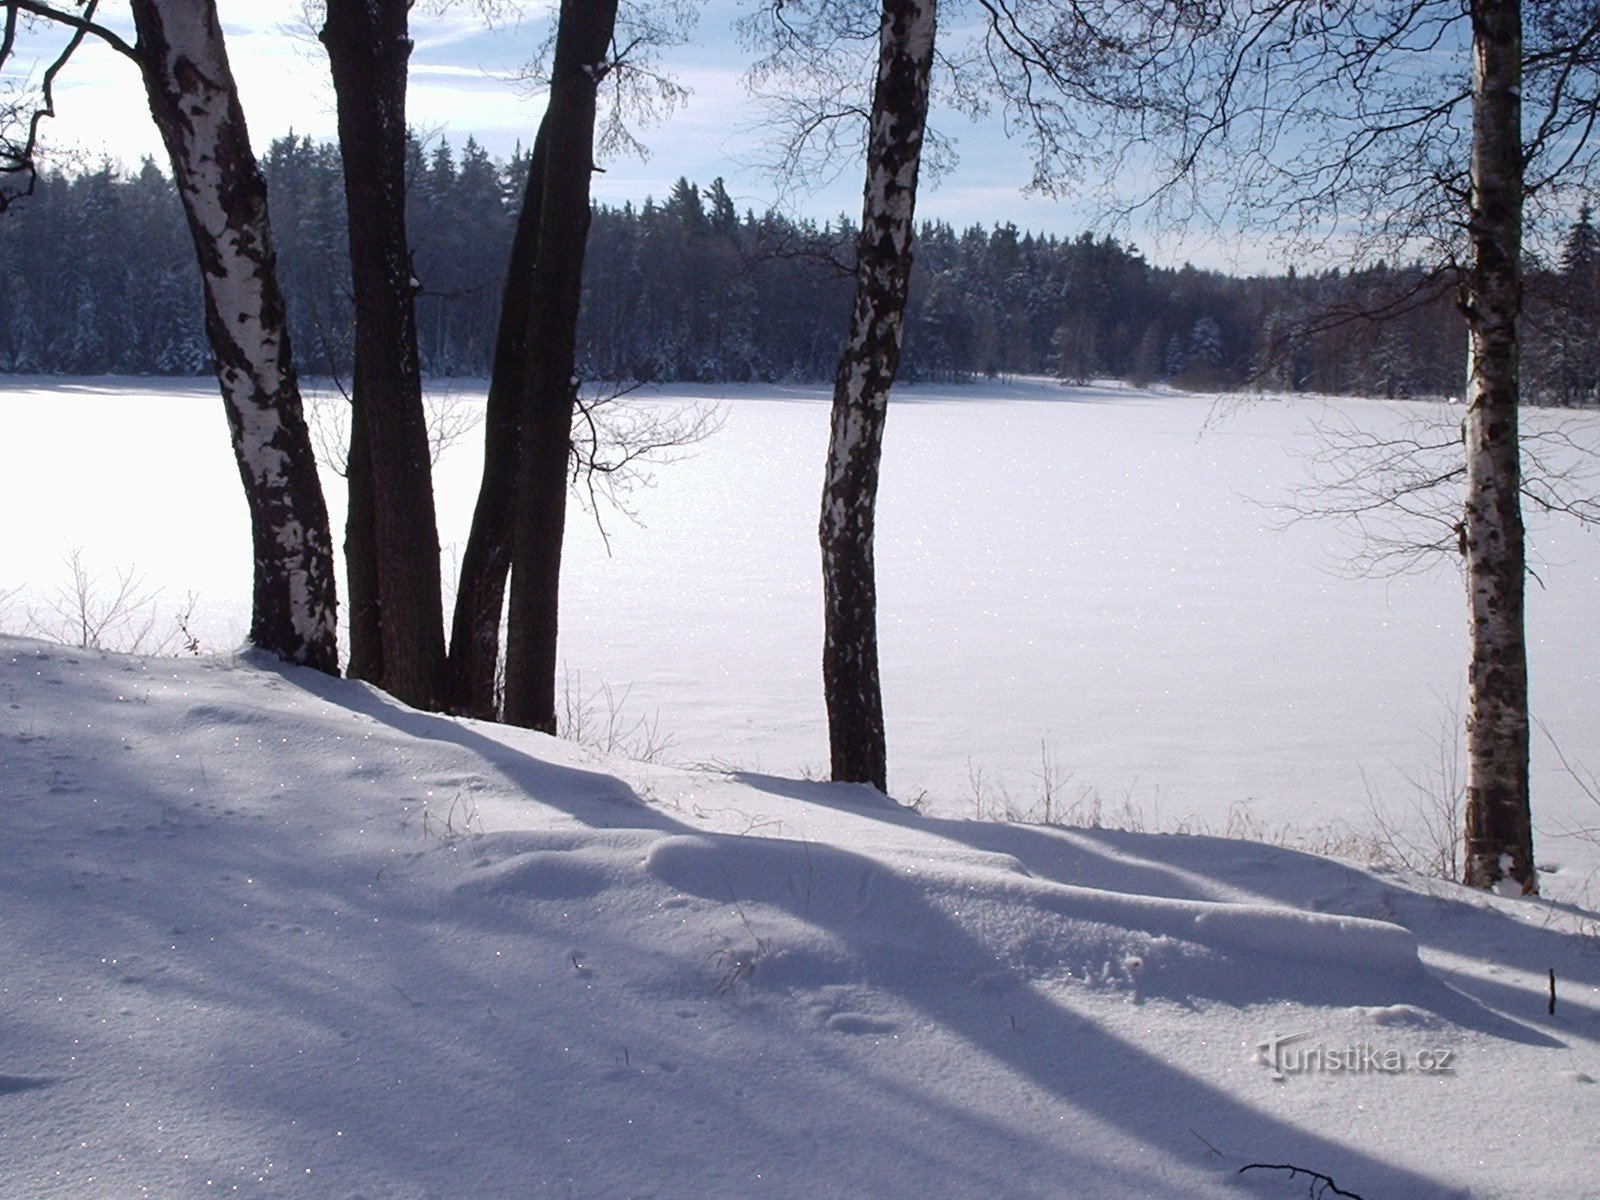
top-left (2, 636), bottom-right (1597, 1198)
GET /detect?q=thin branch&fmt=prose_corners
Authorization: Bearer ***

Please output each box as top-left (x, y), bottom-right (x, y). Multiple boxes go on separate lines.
top-left (1237, 1162), bottom-right (1369, 1200)
top-left (8, 0), bottom-right (137, 60)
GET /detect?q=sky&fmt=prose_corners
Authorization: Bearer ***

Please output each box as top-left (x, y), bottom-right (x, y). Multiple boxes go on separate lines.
top-left (12, 0), bottom-right (1278, 272)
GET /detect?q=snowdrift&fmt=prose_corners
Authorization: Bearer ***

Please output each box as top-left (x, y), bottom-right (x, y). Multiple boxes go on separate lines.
top-left (2, 636), bottom-right (1596, 1199)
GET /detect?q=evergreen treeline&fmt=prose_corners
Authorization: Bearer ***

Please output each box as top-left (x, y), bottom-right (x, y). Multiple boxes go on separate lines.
top-left (2, 133), bottom-right (1598, 402)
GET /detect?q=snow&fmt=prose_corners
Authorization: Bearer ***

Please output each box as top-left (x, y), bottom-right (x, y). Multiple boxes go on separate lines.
top-left (6, 376), bottom-right (1598, 888)
top-left (4, 635), bottom-right (1600, 1198)
top-left (4, 372), bottom-right (1600, 1193)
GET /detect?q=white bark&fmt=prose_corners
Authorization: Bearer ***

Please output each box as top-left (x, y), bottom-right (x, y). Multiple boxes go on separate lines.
top-left (1460, 0), bottom-right (1534, 893)
top-left (819, 0), bottom-right (938, 791)
top-left (132, 0), bottom-right (339, 670)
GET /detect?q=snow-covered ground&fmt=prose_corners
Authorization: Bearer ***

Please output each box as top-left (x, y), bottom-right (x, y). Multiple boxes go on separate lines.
top-left (6, 377), bottom-right (1600, 1197)
top-left (3, 376), bottom-right (1599, 881)
top-left (2, 635), bottom-right (1598, 1199)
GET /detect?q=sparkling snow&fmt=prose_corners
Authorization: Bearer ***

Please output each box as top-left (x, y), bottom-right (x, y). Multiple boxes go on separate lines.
top-left (1, 636), bottom-right (1597, 1198)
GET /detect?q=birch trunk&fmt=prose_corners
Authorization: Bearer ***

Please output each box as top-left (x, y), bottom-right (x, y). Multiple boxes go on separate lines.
top-left (819, 0), bottom-right (937, 792)
top-left (446, 128), bottom-right (548, 719)
top-left (500, 0), bottom-right (619, 732)
top-left (1461, 0), bottom-right (1535, 893)
top-left (322, 0), bottom-right (448, 711)
top-left (129, 0), bottom-right (338, 673)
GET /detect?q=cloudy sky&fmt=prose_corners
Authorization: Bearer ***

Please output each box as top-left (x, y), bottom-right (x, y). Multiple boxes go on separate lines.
top-left (18, 1), bottom-right (1267, 271)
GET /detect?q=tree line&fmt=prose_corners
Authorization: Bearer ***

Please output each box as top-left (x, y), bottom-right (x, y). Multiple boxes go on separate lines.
top-left (7, 137), bottom-right (1600, 403)
top-left (6, 0), bottom-right (1597, 899)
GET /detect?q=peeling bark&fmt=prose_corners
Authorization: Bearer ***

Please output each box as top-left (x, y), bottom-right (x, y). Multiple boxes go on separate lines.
top-left (129, 0), bottom-right (338, 673)
top-left (1460, 0), bottom-right (1535, 894)
top-left (500, 0), bottom-right (619, 733)
top-left (819, 0), bottom-right (937, 792)
top-left (322, 0), bottom-right (447, 711)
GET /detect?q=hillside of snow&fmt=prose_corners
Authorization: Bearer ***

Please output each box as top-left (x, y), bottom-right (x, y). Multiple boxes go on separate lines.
top-left (4, 636), bottom-right (1598, 1199)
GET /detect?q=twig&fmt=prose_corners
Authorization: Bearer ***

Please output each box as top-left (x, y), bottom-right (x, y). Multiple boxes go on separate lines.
top-left (1237, 1163), bottom-right (1368, 1200)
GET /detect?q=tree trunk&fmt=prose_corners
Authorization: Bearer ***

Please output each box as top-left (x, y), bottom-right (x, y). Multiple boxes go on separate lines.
top-left (1460, 0), bottom-right (1535, 894)
top-left (500, 0), bottom-right (619, 732)
top-left (344, 401), bottom-right (383, 683)
top-left (445, 128), bottom-right (549, 719)
top-left (321, 0), bottom-right (447, 711)
top-left (819, 0), bottom-right (937, 792)
top-left (129, 0), bottom-right (339, 673)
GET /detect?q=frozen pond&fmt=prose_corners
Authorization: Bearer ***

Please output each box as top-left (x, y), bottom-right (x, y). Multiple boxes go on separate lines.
top-left (4, 376), bottom-right (1599, 879)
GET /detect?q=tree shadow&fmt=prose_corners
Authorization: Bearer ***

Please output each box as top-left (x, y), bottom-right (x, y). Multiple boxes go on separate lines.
top-left (270, 656), bottom-right (689, 834)
top-left (646, 828), bottom-right (1479, 1199)
top-left (732, 773), bottom-right (1598, 1044)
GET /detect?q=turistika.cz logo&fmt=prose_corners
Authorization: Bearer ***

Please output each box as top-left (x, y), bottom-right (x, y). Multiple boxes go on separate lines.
top-left (1256, 1031), bottom-right (1457, 1081)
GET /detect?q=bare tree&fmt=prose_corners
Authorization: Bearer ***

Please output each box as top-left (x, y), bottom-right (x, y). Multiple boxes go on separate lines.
top-left (133, 0), bottom-right (342, 671)
top-left (499, 0), bottom-right (623, 733)
top-left (320, 0), bottom-right (448, 710)
top-left (814, 0), bottom-right (937, 791)
top-left (743, 0), bottom-right (1200, 792)
top-left (451, 0), bottom-right (692, 726)
top-left (0, 0), bottom-right (118, 211)
top-left (447, 124), bottom-right (548, 719)
top-left (2, 0), bottom-right (341, 671)
top-left (1459, 0), bottom-right (1534, 891)
top-left (1153, 0), bottom-right (1600, 893)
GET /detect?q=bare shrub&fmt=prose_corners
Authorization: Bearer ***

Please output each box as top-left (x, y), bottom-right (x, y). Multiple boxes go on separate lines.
top-left (556, 667), bottom-right (675, 764)
top-left (18, 550), bottom-right (200, 656)
top-left (306, 383), bottom-right (484, 476)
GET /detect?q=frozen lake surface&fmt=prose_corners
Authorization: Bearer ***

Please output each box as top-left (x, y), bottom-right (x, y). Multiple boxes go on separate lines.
top-left (4, 375), bottom-right (1598, 884)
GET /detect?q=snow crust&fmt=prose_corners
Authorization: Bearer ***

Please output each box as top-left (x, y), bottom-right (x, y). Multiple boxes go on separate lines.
top-left (3, 637), bottom-right (1598, 1197)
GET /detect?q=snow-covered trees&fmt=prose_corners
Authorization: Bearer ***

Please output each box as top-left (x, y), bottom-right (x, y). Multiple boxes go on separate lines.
top-left (31, 145), bottom-right (1600, 401)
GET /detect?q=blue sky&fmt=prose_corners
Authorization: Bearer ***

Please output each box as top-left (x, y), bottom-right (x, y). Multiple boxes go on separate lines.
top-left (22, 0), bottom-right (1272, 271)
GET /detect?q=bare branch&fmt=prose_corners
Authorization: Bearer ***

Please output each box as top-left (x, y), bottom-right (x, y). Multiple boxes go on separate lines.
top-left (0, 0), bottom-right (137, 212)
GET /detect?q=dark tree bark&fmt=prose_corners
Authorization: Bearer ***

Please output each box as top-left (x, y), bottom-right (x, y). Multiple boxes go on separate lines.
top-left (819, 0), bottom-right (937, 791)
top-left (128, 0), bottom-right (339, 673)
top-left (500, 0), bottom-right (619, 732)
top-left (343, 402), bottom-right (383, 683)
top-left (321, 0), bottom-right (447, 710)
top-left (1461, 0), bottom-right (1536, 893)
top-left (446, 127), bottom-right (549, 719)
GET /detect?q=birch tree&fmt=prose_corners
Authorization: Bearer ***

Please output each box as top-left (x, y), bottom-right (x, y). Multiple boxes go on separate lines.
top-left (817, 0), bottom-right (937, 791)
top-left (746, 0), bottom-right (1193, 792)
top-left (133, 0), bottom-right (341, 672)
top-left (1156, 0), bottom-right (1600, 893)
top-left (3, 0), bottom-right (340, 671)
top-left (1460, 0), bottom-right (1532, 891)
